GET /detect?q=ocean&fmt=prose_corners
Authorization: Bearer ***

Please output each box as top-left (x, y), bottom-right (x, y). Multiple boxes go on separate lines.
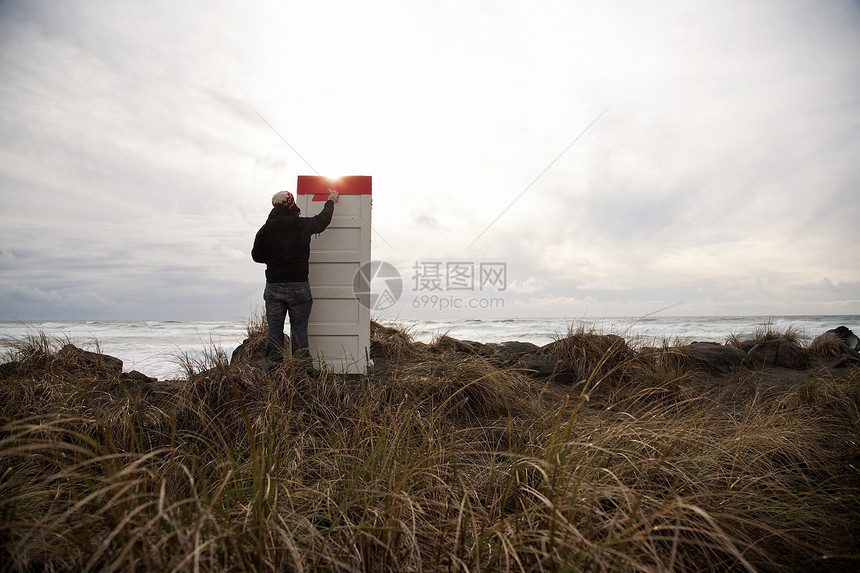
top-left (1, 315), bottom-right (857, 381)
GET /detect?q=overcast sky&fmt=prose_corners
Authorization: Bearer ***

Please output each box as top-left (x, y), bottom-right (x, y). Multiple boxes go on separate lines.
top-left (1, 0), bottom-right (858, 321)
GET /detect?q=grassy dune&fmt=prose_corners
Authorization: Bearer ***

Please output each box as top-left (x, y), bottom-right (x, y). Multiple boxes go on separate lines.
top-left (1, 320), bottom-right (858, 571)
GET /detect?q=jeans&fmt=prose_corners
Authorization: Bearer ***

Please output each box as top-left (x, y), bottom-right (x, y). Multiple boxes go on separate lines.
top-left (263, 282), bottom-right (313, 364)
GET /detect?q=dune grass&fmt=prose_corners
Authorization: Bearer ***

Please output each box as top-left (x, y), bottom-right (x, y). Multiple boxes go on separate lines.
top-left (726, 318), bottom-right (808, 349)
top-left (1, 320), bottom-right (859, 571)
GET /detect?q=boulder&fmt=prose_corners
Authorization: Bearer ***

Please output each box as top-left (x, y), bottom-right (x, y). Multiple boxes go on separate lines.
top-left (834, 326), bottom-right (860, 351)
top-left (520, 354), bottom-right (576, 384)
top-left (370, 321), bottom-right (416, 358)
top-left (540, 334), bottom-right (631, 358)
top-left (813, 326), bottom-right (860, 353)
top-left (484, 341), bottom-right (542, 365)
top-left (536, 333), bottom-right (632, 384)
top-left (487, 340), bottom-right (542, 355)
top-left (679, 342), bottom-right (747, 374)
top-left (433, 335), bottom-right (485, 354)
top-left (57, 344), bottom-right (123, 375)
top-left (0, 360), bottom-right (21, 378)
top-left (743, 338), bottom-right (810, 370)
top-left (231, 333), bottom-right (270, 365)
top-left (829, 354), bottom-right (860, 369)
top-left (121, 370), bottom-right (156, 384)
top-left (811, 326), bottom-right (860, 368)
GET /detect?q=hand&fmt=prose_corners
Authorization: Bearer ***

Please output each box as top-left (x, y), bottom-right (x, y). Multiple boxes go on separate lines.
top-left (328, 189), bottom-right (339, 203)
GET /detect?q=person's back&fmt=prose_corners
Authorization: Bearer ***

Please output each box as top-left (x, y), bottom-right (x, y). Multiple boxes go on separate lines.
top-left (252, 189), bottom-right (339, 366)
top-left (252, 202), bottom-right (327, 282)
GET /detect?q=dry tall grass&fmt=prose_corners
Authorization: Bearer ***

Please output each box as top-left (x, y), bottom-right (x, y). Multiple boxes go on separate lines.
top-left (1, 321), bottom-right (858, 571)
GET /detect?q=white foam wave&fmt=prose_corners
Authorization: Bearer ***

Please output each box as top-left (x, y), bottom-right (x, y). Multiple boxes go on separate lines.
top-left (1, 316), bottom-right (857, 380)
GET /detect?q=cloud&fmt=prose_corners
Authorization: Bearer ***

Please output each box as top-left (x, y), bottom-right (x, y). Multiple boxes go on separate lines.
top-left (413, 213), bottom-right (443, 230)
top-left (1, 0), bottom-right (859, 320)
top-left (508, 277), bottom-right (546, 295)
top-left (1, 283), bottom-right (64, 305)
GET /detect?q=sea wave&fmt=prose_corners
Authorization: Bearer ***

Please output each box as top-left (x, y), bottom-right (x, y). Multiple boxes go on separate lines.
top-left (1, 316), bottom-right (857, 381)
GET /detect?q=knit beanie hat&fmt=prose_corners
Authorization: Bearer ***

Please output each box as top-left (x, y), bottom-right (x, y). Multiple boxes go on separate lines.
top-left (271, 190), bottom-right (300, 214)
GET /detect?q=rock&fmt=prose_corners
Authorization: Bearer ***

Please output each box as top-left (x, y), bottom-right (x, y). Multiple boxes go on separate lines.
top-left (679, 342), bottom-right (747, 374)
top-left (370, 321), bottom-right (415, 358)
top-left (121, 370), bottom-right (156, 384)
top-left (434, 335), bottom-right (485, 354)
top-left (431, 337), bottom-right (544, 369)
top-left (834, 326), bottom-right (860, 351)
top-left (536, 333), bottom-right (632, 384)
top-left (491, 341), bottom-right (542, 355)
top-left (811, 326), bottom-right (860, 367)
top-left (737, 339), bottom-right (759, 353)
top-left (743, 338), bottom-right (810, 370)
top-left (809, 326), bottom-right (860, 368)
top-left (483, 341), bottom-right (542, 365)
top-left (0, 361), bottom-right (21, 378)
top-left (813, 326), bottom-right (860, 353)
top-left (540, 334), bottom-right (631, 357)
top-left (520, 354), bottom-right (576, 384)
top-left (829, 354), bottom-right (860, 368)
top-left (231, 334), bottom-right (270, 364)
top-left (57, 344), bottom-right (123, 375)
top-left (429, 352), bottom-right (475, 376)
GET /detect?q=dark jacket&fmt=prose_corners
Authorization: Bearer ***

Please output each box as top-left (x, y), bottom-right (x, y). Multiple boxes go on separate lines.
top-left (251, 200), bottom-right (334, 283)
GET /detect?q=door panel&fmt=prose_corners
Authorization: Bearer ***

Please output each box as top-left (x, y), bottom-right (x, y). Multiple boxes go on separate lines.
top-left (297, 178), bottom-right (371, 374)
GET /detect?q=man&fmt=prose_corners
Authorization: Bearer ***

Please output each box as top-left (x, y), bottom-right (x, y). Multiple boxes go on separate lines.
top-left (252, 188), bottom-right (339, 366)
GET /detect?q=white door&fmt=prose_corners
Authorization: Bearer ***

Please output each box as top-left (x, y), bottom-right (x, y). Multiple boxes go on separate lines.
top-left (296, 176), bottom-right (371, 374)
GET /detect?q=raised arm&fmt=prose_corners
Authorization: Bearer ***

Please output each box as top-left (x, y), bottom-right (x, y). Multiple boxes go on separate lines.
top-left (304, 190), bottom-right (339, 235)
